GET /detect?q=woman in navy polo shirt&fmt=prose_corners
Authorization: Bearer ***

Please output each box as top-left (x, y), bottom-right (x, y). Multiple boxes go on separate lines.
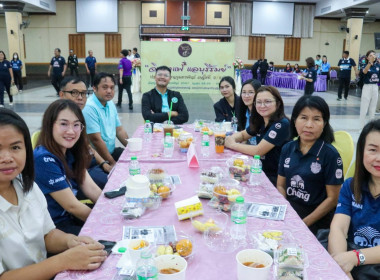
top-left (359, 50), bottom-right (380, 128)
top-left (329, 119), bottom-right (380, 280)
top-left (277, 95), bottom-right (343, 235)
top-left (236, 78), bottom-right (261, 131)
top-left (284, 63), bottom-right (293, 73)
top-left (214, 76), bottom-right (240, 122)
top-left (11, 52), bottom-right (23, 93)
top-left (299, 57), bottom-right (317, 96)
top-left (225, 86), bottom-right (290, 185)
top-left (0, 50), bottom-right (14, 107)
top-left (34, 99), bottom-right (102, 235)
top-left (293, 64), bottom-right (301, 73)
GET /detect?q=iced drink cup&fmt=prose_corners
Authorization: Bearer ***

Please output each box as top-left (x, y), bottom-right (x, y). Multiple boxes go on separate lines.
top-left (214, 130), bottom-right (226, 153)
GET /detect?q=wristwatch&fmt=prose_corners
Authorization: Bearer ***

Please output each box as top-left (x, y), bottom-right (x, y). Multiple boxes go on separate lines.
top-left (99, 160), bottom-right (110, 170)
top-left (353, 249), bottom-right (365, 266)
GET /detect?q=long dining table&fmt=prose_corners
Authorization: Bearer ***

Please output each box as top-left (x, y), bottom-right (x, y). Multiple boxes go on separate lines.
top-left (55, 125), bottom-right (349, 280)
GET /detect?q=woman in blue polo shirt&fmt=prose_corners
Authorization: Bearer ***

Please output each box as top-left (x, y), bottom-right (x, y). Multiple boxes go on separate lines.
top-left (225, 86), bottom-right (290, 185)
top-left (328, 119), bottom-right (380, 280)
top-left (359, 50), bottom-right (380, 128)
top-left (34, 99), bottom-right (102, 235)
top-left (0, 50), bottom-right (14, 107)
top-left (277, 95), bottom-right (343, 235)
top-left (11, 52), bottom-right (23, 92)
top-left (214, 76), bottom-right (240, 122)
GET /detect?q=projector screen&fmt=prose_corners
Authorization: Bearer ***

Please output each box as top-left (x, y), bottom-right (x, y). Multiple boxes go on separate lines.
top-left (252, 2), bottom-right (294, 36)
top-left (76, 0), bottom-right (118, 33)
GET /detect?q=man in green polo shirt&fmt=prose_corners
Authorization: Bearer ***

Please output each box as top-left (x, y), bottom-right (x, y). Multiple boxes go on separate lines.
top-left (83, 72), bottom-right (129, 167)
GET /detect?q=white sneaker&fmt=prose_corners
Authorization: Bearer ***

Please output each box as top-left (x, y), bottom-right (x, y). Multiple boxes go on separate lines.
top-left (0, 105), bottom-right (4, 108)
top-left (9, 103), bottom-right (13, 106)
top-left (19, 90), bottom-right (22, 93)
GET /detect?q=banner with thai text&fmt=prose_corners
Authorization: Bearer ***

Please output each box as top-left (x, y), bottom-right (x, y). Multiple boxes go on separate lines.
top-left (141, 41), bottom-right (235, 94)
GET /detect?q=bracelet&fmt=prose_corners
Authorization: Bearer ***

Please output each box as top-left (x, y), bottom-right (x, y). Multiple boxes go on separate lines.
top-left (99, 160), bottom-right (110, 169)
top-left (353, 250), bottom-right (361, 266)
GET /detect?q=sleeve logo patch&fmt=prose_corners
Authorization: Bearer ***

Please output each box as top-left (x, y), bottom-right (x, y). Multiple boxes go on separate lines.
top-left (336, 169), bottom-right (343, 179)
top-left (268, 130), bottom-right (277, 139)
top-left (337, 158), bottom-right (343, 166)
top-left (275, 123), bottom-right (282, 129)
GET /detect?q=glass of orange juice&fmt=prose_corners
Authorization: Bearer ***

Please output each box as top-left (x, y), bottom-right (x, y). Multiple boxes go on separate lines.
top-left (214, 128), bottom-right (226, 153)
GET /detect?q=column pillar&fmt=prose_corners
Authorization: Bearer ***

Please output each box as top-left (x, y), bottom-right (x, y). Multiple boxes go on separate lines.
top-left (344, 8), bottom-right (367, 81)
top-left (4, 2), bottom-right (26, 79)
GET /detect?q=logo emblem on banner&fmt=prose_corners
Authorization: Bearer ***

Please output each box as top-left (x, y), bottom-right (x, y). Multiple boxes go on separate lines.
top-left (178, 43), bottom-right (192, 57)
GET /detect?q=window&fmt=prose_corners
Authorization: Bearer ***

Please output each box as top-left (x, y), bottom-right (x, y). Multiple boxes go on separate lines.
top-left (68, 34), bottom-right (86, 58)
top-left (284, 37), bottom-right (301, 61)
top-left (248, 36), bottom-right (265, 60)
top-left (105, 34), bottom-right (121, 58)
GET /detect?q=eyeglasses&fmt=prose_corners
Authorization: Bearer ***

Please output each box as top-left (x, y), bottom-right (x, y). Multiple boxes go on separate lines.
top-left (156, 73), bottom-right (170, 78)
top-left (254, 100), bottom-right (276, 107)
top-left (241, 92), bottom-right (255, 97)
top-left (55, 121), bottom-right (84, 133)
top-left (63, 90), bottom-right (89, 98)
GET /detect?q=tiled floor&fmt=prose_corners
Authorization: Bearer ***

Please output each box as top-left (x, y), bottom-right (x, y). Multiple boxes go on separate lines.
top-left (2, 80), bottom-right (376, 150)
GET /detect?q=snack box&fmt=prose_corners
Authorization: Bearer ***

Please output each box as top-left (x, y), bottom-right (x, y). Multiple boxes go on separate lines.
top-left (175, 196), bottom-right (204, 220)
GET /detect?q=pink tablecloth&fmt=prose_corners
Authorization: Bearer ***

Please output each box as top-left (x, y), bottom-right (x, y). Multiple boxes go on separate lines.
top-left (56, 159), bottom-right (348, 280)
top-left (119, 124), bottom-right (237, 163)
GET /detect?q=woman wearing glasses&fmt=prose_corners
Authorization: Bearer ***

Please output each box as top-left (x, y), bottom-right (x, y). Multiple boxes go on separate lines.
top-left (225, 86), bottom-right (290, 184)
top-left (34, 99), bottom-right (102, 235)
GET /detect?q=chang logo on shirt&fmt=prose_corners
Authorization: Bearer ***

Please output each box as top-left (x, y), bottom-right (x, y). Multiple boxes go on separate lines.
top-left (288, 175), bottom-right (310, 202)
top-left (354, 227), bottom-right (380, 247)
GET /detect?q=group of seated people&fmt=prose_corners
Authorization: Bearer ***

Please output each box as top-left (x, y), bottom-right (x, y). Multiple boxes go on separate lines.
top-left (0, 65), bottom-right (379, 279)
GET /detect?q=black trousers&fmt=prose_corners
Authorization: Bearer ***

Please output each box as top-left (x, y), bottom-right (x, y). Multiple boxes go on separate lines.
top-left (304, 82), bottom-right (315, 95)
top-left (86, 68), bottom-right (96, 88)
top-left (51, 74), bottom-right (63, 94)
top-left (338, 77), bottom-right (350, 99)
top-left (117, 76), bottom-right (133, 105)
top-left (69, 67), bottom-right (79, 77)
top-left (13, 70), bottom-right (23, 90)
top-left (260, 72), bottom-right (267, 85)
top-left (252, 71), bottom-right (258, 80)
top-left (0, 76), bottom-right (13, 105)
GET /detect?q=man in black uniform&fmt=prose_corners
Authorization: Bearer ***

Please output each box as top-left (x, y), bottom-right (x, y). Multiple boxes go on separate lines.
top-left (259, 59), bottom-right (269, 85)
top-left (133, 48), bottom-right (140, 59)
top-left (251, 59), bottom-right (261, 80)
top-left (337, 51), bottom-right (358, 101)
top-left (48, 48), bottom-right (66, 96)
top-left (67, 49), bottom-right (79, 77)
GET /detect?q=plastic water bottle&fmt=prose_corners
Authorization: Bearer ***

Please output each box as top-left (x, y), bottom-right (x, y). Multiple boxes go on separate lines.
top-left (144, 120), bottom-right (152, 142)
top-left (230, 196), bottom-right (247, 242)
top-left (163, 133), bottom-right (174, 158)
top-left (136, 251), bottom-right (158, 280)
top-left (129, 156), bottom-right (141, 176)
top-left (248, 155), bottom-right (263, 187)
top-left (231, 115), bottom-right (238, 133)
top-left (201, 132), bottom-right (210, 158)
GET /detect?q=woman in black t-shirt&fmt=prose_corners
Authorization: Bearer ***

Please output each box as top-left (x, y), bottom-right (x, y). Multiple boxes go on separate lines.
top-left (0, 51), bottom-right (14, 107)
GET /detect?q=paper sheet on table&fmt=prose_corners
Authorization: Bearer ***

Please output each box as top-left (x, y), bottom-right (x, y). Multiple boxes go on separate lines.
top-left (187, 142), bottom-right (199, 168)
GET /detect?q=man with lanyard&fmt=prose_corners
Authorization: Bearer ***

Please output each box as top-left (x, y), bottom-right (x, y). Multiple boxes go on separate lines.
top-left (67, 49), bottom-right (79, 77)
top-left (337, 51), bottom-right (358, 101)
top-left (83, 72), bottom-right (129, 167)
top-left (141, 65), bottom-right (189, 124)
top-left (47, 48), bottom-right (66, 96)
top-left (133, 48), bottom-right (140, 59)
top-left (85, 50), bottom-right (97, 88)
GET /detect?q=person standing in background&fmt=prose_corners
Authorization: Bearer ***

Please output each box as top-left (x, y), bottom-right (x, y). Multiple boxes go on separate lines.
top-left (48, 48), bottom-right (66, 96)
top-left (67, 49), bottom-right (79, 77)
top-left (260, 59), bottom-right (269, 85)
top-left (337, 51), bottom-right (358, 101)
top-left (251, 59), bottom-right (261, 80)
top-left (359, 50), bottom-right (380, 128)
top-left (117, 49), bottom-right (133, 110)
top-left (300, 57), bottom-right (317, 96)
top-left (133, 47), bottom-right (140, 59)
top-left (11, 52), bottom-right (23, 93)
top-left (0, 51), bottom-right (14, 107)
top-left (315, 54), bottom-right (322, 71)
top-left (321, 55), bottom-right (331, 86)
top-left (126, 49), bottom-right (134, 61)
top-left (85, 50), bottom-right (96, 88)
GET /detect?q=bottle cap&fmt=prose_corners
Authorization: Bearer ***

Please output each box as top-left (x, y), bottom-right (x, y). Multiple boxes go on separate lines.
top-left (254, 155), bottom-right (260, 159)
top-left (203, 132), bottom-right (208, 135)
top-left (236, 196), bottom-right (244, 203)
top-left (145, 120), bottom-right (150, 123)
top-left (118, 247), bottom-right (127, 253)
top-left (166, 133), bottom-right (171, 136)
top-left (131, 156), bottom-right (137, 160)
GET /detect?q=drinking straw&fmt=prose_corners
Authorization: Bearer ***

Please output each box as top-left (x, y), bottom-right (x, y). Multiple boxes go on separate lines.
top-left (168, 101), bottom-right (173, 123)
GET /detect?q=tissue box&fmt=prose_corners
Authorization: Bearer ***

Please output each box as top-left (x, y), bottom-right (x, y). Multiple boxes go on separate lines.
top-left (175, 196), bottom-right (204, 220)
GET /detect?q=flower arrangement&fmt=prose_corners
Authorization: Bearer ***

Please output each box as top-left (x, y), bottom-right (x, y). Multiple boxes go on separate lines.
top-left (233, 57), bottom-right (244, 70)
top-left (132, 58), bottom-right (141, 70)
